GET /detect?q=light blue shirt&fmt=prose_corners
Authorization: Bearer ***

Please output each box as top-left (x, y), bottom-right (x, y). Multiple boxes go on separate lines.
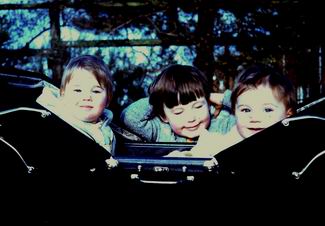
top-left (120, 90), bottom-right (236, 142)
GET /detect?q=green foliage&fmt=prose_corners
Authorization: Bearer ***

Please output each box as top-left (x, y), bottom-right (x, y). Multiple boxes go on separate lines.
top-left (0, 0), bottom-right (323, 109)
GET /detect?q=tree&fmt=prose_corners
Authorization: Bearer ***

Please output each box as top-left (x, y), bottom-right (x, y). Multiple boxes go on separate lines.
top-left (0, 0), bottom-right (323, 106)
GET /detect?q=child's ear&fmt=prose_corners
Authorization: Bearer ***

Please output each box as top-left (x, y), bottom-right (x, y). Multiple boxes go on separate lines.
top-left (286, 108), bottom-right (294, 117)
top-left (159, 115), bottom-right (169, 123)
top-left (105, 99), bottom-right (110, 108)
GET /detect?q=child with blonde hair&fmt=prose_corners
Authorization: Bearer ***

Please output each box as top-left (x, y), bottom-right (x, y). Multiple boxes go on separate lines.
top-left (37, 55), bottom-right (115, 154)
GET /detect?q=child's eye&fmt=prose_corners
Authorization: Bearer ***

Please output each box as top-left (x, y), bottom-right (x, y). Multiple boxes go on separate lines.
top-left (264, 108), bottom-right (274, 113)
top-left (73, 89), bottom-right (82, 93)
top-left (240, 108), bottom-right (251, 113)
top-left (173, 111), bottom-right (183, 115)
top-left (194, 104), bottom-right (203, 109)
top-left (92, 88), bottom-right (104, 94)
top-left (172, 109), bottom-right (183, 115)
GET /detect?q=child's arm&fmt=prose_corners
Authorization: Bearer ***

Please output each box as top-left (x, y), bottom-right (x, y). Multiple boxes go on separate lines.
top-left (120, 97), bottom-right (161, 142)
top-left (166, 126), bottom-right (242, 158)
top-left (190, 129), bottom-right (234, 157)
top-left (209, 89), bottom-right (236, 134)
top-left (209, 89), bottom-right (232, 111)
top-left (165, 129), bottom-right (222, 157)
top-left (209, 92), bottom-right (225, 105)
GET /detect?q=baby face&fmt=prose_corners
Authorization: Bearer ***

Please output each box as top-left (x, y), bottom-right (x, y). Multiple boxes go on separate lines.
top-left (61, 68), bottom-right (108, 123)
top-left (162, 97), bottom-right (210, 139)
top-left (235, 85), bottom-right (289, 139)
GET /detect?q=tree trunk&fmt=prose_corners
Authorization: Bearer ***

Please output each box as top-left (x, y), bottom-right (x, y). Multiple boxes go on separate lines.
top-left (48, 3), bottom-right (65, 86)
top-left (194, 0), bottom-right (216, 81)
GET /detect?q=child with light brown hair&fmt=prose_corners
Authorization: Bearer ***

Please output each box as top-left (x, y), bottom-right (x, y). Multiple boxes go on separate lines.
top-left (37, 55), bottom-right (116, 154)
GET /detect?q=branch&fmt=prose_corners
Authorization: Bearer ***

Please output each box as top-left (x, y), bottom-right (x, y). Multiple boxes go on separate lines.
top-left (24, 27), bottom-right (51, 48)
top-left (0, 48), bottom-right (51, 57)
top-left (145, 12), bottom-right (179, 38)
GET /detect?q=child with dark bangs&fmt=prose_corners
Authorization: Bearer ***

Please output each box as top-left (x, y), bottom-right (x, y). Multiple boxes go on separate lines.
top-left (120, 64), bottom-right (235, 142)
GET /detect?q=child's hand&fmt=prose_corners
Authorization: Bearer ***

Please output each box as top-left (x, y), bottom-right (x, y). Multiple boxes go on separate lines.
top-left (165, 150), bottom-right (191, 157)
top-left (209, 93), bottom-right (224, 105)
top-left (166, 129), bottom-right (222, 158)
top-left (209, 93), bottom-right (225, 117)
top-left (190, 129), bottom-right (221, 157)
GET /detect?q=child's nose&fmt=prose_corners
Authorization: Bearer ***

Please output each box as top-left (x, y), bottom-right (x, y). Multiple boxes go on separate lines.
top-left (82, 92), bottom-right (92, 101)
top-left (185, 111), bottom-right (196, 122)
top-left (249, 112), bottom-right (263, 122)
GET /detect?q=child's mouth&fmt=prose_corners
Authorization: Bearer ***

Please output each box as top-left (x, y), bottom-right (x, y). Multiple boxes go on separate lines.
top-left (248, 127), bottom-right (264, 132)
top-left (185, 124), bottom-right (200, 131)
top-left (80, 105), bottom-right (93, 110)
